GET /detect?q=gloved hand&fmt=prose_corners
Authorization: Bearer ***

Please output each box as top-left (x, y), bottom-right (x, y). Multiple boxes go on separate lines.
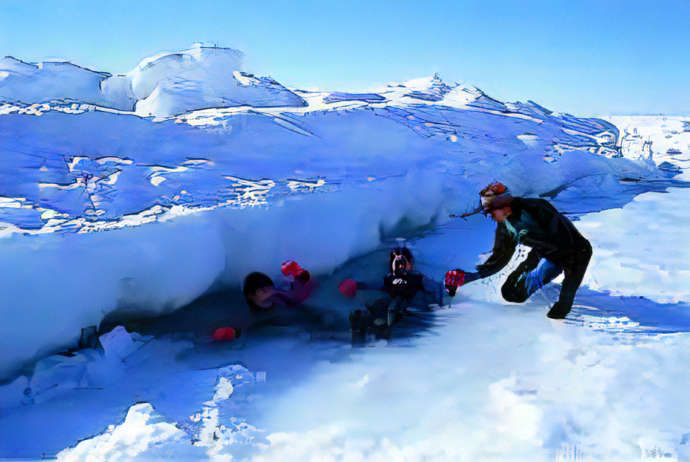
top-left (444, 269), bottom-right (466, 296)
top-left (338, 279), bottom-right (358, 298)
top-left (212, 326), bottom-right (241, 341)
top-left (281, 260), bottom-right (310, 282)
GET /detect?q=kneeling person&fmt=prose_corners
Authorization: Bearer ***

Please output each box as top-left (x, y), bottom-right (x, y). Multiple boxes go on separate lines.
top-left (445, 182), bottom-right (592, 319)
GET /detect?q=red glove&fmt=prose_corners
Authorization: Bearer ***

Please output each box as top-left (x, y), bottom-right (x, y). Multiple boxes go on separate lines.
top-left (444, 269), bottom-right (466, 296)
top-left (213, 327), bottom-right (240, 341)
top-left (281, 260), bottom-right (310, 282)
top-left (338, 279), bottom-right (357, 298)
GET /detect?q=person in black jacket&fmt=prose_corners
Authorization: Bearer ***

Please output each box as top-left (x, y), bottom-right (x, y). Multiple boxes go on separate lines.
top-left (445, 182), bottom-right (592, 319)
top-left (339, 247), bottom-right (444, 339)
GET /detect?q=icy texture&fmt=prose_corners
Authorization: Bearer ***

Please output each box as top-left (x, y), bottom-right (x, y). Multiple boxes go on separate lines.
top-left (56, 403), bottom-right (189, 461)
top-left (129, 45), bottom-right (307, 116)
top-left (0, 117), bottom-right (690, 462)
top-left (0, 47), bottom-right (670, 379)
top-left (0, 44), bottom-right (307, 116)
top-left (323, 91), bottom-right (386, 103)
top-left (0, 57), bottom-right (115, 107)
top-left (606, 116), bottom-right (690, 181)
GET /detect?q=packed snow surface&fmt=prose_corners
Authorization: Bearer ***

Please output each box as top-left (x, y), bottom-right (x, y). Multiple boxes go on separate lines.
top-left (1, 45), bottom-right (689, 460)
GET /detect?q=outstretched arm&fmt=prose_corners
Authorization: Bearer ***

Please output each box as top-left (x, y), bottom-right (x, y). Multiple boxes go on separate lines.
top-left (416, 274), bottom-right (442, 306)
top-left (475, 224), bottom-right (516, 278)
top-left (338, 278), bottom-right (385, 298)
top-left (444, 224), bottom-right (516, 296)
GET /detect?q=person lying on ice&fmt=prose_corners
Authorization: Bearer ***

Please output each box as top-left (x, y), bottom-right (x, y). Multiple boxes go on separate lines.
top-left (212, 261), bottom-right (317, 341)
top-left (244, 261), bottom-right (315, 311)
top-left (444, 182), bottom-right (592, 320)
top-left (338, 247), bottom-right (444, 339)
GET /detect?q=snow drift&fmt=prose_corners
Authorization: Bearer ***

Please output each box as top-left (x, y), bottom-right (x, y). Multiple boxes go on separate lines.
top-left (0, 44), bottom-right (306, 116)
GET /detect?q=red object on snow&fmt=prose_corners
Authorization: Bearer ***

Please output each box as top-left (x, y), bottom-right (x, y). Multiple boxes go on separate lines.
top-left (213, 327), bottom-right (237, 341)
top-left (338, 279), bottom-right (358, 298)
top-left (444, 269), bottom-right (466, 288)
top-left (281, 260), bottom-right (310, 281)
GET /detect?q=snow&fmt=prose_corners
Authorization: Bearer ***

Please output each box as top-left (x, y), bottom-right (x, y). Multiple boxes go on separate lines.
top-left (1, 45), bottom-right (689, 460)
top-left (605, 116), bottom-right (690, 181)
top-left (0, 44), bottom-right (307, 117)
top-left (0, 56), bottom-right (116, 108)
top-left (57, 402), bottom-right (189, 461)
top-left (129, 45), bottom-right (307, 117)
top-left (0, 47), bottom-right (659, 378)
top-left (579, 187), bottom-right (690, 304)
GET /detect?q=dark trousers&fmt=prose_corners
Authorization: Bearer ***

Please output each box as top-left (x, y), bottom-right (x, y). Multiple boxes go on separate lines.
top-left (349, 297), bottom-right (407, 340)
top-left (501, 242), bottom-right (592, 314)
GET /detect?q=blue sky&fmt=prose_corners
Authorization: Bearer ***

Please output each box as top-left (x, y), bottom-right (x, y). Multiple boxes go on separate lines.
top-left (1, 0), bottom-right (688, 115)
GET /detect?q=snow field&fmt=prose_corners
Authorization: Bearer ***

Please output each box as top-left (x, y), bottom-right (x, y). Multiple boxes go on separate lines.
top-left (1, 44), bottom-right (689, 460)
top-left (50, 116), bottom-right (690, 462)
top-left (44, 293), bottom-right (690, 461)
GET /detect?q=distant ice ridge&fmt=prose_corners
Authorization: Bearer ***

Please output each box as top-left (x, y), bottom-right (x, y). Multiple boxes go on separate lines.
top-left (0, 45), bottom-right (672, 378)
top-left (0, 44), bottom-right (306, 117)
top-left (0, 57), bottom-right (112, 107)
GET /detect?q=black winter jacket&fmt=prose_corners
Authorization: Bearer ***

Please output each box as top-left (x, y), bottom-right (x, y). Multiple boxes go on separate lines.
top-left (476, 198), bottom-right (590, 278)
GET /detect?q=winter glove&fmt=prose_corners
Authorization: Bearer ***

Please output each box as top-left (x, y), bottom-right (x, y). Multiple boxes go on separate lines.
top-left (281, 260), bottom-right (310, 282)
top-left (338, 279), bottom-right (358, 298)
top-left (444, 269), bottom-right (466, 296)
top-left (213, 327), bottom-right (241, 341)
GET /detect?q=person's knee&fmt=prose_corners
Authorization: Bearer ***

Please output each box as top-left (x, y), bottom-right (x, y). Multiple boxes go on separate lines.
top-left (501, 282), bottom-right (529, 303)
top-left (582, 240), bottom-right (593, 260)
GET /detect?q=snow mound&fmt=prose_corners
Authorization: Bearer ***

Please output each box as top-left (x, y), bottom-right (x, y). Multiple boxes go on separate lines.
top-left (0, 57), bottom-right (116, 107)
top-left (369, 74), bottom-right (506, 111)
top-left (400, 74), bottom-right (455, 102)
top-left (129, 44), bottom-right (307, 117)
top-left (56, 403), bottom-right (188, 461)
top-left (0, 45), bottom-right (307, 116)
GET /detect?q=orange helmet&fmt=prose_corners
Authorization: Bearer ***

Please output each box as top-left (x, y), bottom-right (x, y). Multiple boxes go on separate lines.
top-left (479, 182), bottom-right (507, 197)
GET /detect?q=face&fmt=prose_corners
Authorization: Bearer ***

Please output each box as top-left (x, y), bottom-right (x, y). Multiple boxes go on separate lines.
top-left (249, 285), bottom-right (275, 307)
top-left (391, 252), bottom-right (414, 275)
top-left (489, 206), bottom-right (511, 222)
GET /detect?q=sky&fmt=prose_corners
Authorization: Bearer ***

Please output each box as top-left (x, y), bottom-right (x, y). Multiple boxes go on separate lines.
top-left (0, 0), bottom-right (688, 116)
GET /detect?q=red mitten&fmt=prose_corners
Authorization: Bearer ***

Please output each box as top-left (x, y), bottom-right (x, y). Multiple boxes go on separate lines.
top-left (213, 327), bottom-right (238, 341)
top-left (338, 279), bottom-right (357, 298)
top-left (444, 269), bottom-right (466, 296)
top-left (281, 260), bottom-right (310, 281)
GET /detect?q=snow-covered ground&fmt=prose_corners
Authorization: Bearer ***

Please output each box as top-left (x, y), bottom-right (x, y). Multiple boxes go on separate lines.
top-left (3, 158), bottom-right (690, 460)
top-left (1, 45), bottom-right (689, 460)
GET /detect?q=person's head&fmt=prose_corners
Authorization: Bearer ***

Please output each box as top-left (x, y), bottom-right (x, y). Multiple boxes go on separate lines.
top-left (479, 182), bottom-right (513, 222)
top-left (389, 247), bottom-right (414, 276)
top-left (243, 272), bottom-right (275, 310)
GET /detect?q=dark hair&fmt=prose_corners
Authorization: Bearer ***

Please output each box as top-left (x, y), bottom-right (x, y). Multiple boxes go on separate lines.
top-left (243, 272), bottom-right (274, 310)
top-left (389, 247), bottom-right (413, 266)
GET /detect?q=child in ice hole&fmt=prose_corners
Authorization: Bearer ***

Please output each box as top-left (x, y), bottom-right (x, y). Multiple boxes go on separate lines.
top-left (213, 261), bottom-right (317, 341)
top-left (339, 247), bottom-right (444, 341)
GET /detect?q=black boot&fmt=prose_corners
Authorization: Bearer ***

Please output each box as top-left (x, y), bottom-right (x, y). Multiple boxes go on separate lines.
top-left (547, 302), bottom-right (570, 319)
top-left (349, 310), bottom-right (368, 342)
